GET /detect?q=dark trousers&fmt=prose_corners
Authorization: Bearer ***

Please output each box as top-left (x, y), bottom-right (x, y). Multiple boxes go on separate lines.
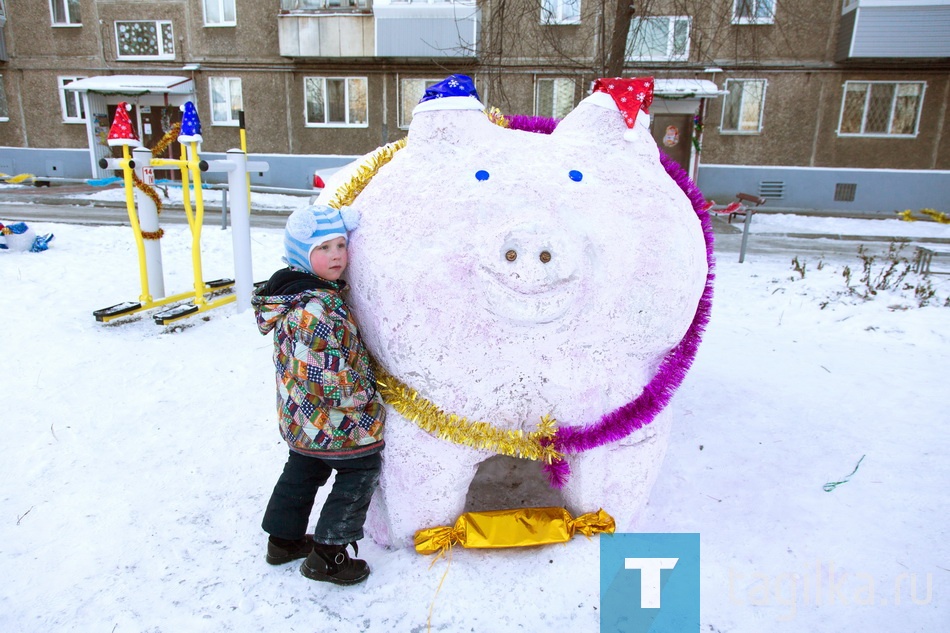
top-left (262, 449), bottom-right (382, 546)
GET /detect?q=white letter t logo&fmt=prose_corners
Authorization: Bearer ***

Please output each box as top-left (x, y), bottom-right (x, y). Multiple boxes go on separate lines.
top-left (624, 558), bottom-right (679, 608)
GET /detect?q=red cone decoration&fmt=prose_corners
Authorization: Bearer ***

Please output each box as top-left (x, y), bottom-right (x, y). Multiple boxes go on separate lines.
top-left (107, 102), bottom-right (141, 147)
top-left (591, 78), bottom-right (655, 130)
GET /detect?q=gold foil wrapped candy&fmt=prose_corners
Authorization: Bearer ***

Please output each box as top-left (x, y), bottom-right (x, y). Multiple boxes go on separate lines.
top-left (414, 507), bottom-right (615, 555)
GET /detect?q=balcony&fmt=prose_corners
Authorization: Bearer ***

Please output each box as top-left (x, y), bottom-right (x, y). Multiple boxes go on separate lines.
top-left (374, 2), bottom-right (479, 58)
top-left (277, 0), bottom-right (480, 59)
top-left (278, 1), bottom-right (374, 57)
top-left (836, 0), bottom-right (950, 61)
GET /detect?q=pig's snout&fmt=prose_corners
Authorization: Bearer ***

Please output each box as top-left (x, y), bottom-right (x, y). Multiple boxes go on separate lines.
top-left (490, 224), bottom-right (580, 291)
top-left (479, 223), bottom-right (585, 324)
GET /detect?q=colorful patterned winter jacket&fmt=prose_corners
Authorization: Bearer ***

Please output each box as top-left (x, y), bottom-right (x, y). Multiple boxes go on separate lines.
top-left (252, 268), bottom-right (385, 459)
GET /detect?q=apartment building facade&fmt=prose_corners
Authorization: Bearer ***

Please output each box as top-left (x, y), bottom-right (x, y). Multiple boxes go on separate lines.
top-left (1, 0), bottom-right (948, 212)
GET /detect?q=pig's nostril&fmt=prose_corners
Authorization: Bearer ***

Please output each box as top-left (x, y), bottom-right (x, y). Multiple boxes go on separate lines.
top-left (505, 249), bottom-right (518, 262)
top-left (539, 251), bottom-right (552, 263)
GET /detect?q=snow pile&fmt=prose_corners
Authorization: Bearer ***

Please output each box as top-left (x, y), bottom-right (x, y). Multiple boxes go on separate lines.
top-left (342, 101), bottom-right (708, 546)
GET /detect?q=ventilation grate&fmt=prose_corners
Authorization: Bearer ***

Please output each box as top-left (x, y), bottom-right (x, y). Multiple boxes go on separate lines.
top-left (834, 183), bottom-right (857, 202)
top-left (758, 180), bottom-right (785, 200)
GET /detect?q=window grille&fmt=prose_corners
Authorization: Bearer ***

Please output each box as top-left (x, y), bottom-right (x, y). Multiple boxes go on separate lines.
top-left (834, 183), bottom-right (857, 202)
top-left (758, 181), bottom-right (784, 200)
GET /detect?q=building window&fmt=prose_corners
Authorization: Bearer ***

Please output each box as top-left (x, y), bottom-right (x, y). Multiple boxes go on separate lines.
top-left (0, 1), bottom-right (8, 63)
top-left (626, 16), bottom-right (690, 61)
top-left (838, 81), bottom-right (925, 137)
top-left (541, 0), bottom-right (581, 25)
top-left (0, 75), bottom-right (9, 121)
top-left (280, 0), bottom-right (370, 10)
top-left (209, 78), bottom-right (243, 125)
top-left (305, 77), bottom-right (368, 127)
top-left (115, 21), bottom-right (175, 60)
top-left (50, 0), bottom-right (81, 26)
top-left (733, 0), bottom-right (775, 25)
top-left (59, 76), bottom-right (86, 123)
top-left (399, 78), bottom-right (440, 129)
top-left (721, 79), bottom-right (767, 134)
top-left (536, 78), bottom-right (576, 119)
top-left (203, 0), bottom-right (236, 26)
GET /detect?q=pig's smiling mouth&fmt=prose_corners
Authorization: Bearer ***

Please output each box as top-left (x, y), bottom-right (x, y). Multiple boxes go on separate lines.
top-left (478, 267), bottom-right (578, 324)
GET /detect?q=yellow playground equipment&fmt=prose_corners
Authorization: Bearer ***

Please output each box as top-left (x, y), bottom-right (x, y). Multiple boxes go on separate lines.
top-left (93, 101), bottom-right (243, 325)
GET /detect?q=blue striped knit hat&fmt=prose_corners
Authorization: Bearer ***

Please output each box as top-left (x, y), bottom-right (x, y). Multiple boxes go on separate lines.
top-left (284, 204), bottom-right (359, 274)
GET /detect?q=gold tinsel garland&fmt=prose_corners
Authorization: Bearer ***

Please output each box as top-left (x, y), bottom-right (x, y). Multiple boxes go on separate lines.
top-left (152, 122), bottom-right (182, 157)
top-left (131, 171), bottom-right (163, 215)
top-left (125, 122), bottom-right (183, 233)
top-left (325, 137), bottom-right (407, 210)
top-left (486, 107), bottom-right (509, 128)
top-left (374, 365), bottom-right (563, 464)
top-left (140, 228), bottom-right (164, 240)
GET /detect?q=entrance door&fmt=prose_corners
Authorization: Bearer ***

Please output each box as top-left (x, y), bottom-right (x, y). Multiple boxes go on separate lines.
top-left (106, 104), bottom-right (183, 180)
top-left (141, 105), bottom-right (183, 181)
top-left (651, 114), bottom-right (693, 173)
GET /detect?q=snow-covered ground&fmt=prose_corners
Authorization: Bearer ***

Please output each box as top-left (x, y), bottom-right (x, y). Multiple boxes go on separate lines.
top-left (1, 209), bottom-right (947, 632)
top-left (747, 211), bottom-right (950, 239)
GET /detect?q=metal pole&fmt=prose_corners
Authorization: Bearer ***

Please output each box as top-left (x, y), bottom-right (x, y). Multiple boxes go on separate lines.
top-left (220, 189), bottom-right (229, 229)
top-left (132, 147), bottom-right (166, 297)
top-left (226, 149), bottom-right (254, 312)
top-left (738, 206), bottom-right (753, 263)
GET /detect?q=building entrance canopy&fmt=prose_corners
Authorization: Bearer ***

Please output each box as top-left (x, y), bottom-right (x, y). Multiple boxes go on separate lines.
top-left (67, 75), bottom-right (197, 179)
top-left (66, 75), bottom-right (195, 97)
top-left (653, 79), bottom-right (725, 100)
top-left (648, 79), bottom-right (726, 179)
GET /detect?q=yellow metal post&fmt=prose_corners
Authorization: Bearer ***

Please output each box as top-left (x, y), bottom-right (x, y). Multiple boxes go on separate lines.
top-left (187, 141), bottom-right (209, 304)
top-left (239, 111), bottom-right (251, 207)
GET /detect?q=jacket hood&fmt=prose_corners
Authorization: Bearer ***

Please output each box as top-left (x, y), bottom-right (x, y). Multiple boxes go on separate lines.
top-left (252, 267), bottom-right (345, 334)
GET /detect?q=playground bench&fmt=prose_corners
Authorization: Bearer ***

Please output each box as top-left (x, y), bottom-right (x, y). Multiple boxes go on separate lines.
top-left (728, 192), bottom-right (767, 224)
top-left (913, 246), bottom-right (950, 276)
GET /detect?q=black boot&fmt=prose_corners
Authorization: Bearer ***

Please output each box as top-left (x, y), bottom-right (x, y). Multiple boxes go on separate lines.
top-left (266, 535), bottom-right (314, 565)
top-left (300, 541), bottom-right (370, 585)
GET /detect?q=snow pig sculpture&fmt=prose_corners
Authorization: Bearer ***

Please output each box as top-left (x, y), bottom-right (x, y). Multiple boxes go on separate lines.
top-left (322, 76), bottom-right (713, 548)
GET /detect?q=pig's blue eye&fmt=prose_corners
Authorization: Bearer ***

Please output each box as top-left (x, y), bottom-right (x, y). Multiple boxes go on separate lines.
top-left (569, 170), bottom-right (583, 182)
top-left (475, 170), bottom-right (490, 181)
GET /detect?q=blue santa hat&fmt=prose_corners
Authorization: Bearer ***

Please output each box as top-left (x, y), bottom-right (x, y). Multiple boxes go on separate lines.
top-left (177, 101), bottom-right (203, 144)
top-left (283, 204), bottom-right (360, 274)
top-left (412, 74), bottom-right (484, 116)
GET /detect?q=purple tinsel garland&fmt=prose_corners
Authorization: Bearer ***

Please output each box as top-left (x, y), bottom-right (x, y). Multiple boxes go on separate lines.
top-left (506, 116), bottom-right (717, 488)
top-left (505, 114), bottom-right (561, 135)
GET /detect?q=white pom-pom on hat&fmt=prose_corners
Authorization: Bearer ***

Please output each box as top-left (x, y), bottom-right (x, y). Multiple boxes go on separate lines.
top-left (339, 205), bottom-right (361, 231)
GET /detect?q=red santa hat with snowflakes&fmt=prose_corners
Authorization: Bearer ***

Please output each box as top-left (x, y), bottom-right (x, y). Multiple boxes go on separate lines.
top-left (107, 101), bottom-right (141, 148)
top-left (582, 77), bottom-right (654, 141)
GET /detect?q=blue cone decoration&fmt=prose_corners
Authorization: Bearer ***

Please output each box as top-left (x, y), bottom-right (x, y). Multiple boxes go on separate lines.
top-left (418, 75), bottom-right (481, 104)
top-left (178, 101), bottom-right (203, 144)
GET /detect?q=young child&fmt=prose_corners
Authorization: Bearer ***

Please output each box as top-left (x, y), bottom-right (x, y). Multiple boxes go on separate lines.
top-left (252, 204), bottom-right (386, 586)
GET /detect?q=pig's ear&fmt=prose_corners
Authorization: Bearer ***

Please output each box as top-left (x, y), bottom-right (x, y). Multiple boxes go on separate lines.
top-left (408, 107), bottom-right (495, 148)
top-left (553, 94), bottom-right (659, 160)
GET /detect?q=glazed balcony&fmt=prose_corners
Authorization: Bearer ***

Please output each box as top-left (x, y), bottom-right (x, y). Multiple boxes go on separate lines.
top-left (836, 0), bottom-right (950, 61)
top-left (278, 0), bottom-right (480, 59)
top-left (374, 1), bottom-right (479, 58)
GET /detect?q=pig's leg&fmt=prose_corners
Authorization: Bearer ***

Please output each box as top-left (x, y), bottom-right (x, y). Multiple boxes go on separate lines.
top-left (560, 409), bottom-right (672, 531)
top-left (365, 413), bottom-right (488, 548)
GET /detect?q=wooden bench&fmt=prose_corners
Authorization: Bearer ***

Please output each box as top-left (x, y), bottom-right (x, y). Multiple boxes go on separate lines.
top-left (728, 192), bottom-right (767, 224)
